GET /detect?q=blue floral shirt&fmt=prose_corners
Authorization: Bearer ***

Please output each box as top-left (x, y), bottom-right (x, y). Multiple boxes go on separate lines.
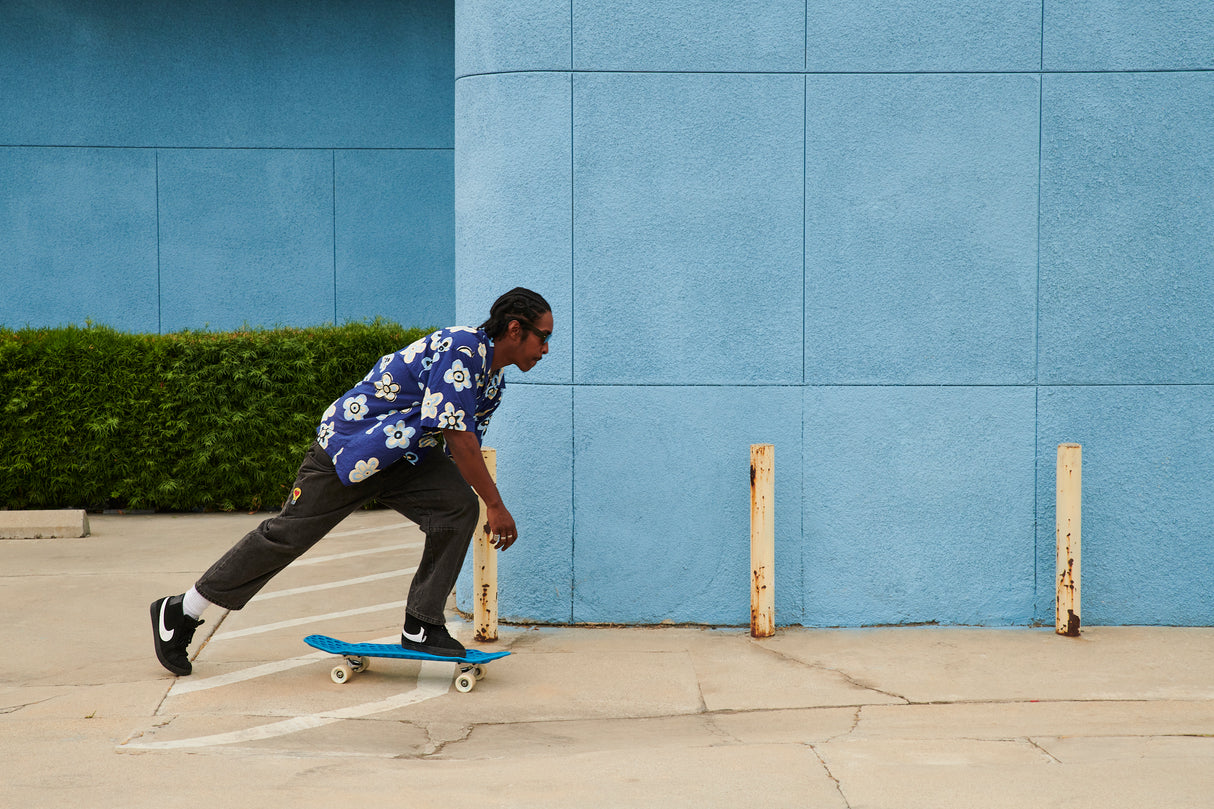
top-left (317, 327), bottom-right (505, 485)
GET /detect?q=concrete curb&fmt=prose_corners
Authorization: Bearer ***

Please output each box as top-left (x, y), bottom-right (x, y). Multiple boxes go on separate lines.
top-left (0, 509), bottom-right (90, 539)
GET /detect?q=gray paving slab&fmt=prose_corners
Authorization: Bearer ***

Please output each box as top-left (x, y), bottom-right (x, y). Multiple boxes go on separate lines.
top-left (1, 512), bottom-right (1212, 809)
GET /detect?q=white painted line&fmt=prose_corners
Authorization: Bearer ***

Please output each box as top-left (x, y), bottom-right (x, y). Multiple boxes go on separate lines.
top-left (294, 540), bottom-right (422, 566)
top-left (253, 567), bottom-right (417, 601)
top-left (169, 636), bottom-right (399, 695)
top-left (327, 521), bottom-right (416, 538)
top-left (170, 652), bottom-right (331, 695)
top-left (210, 601), bottom-right (408, 640)
top-left (124, 660), bottom-right (452, 750)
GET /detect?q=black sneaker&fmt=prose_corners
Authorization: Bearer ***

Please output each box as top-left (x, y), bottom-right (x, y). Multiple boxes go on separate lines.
top-left (150, 594), bottom-right (204, 676)
top-left (401, 616), bottom-right (466, 658)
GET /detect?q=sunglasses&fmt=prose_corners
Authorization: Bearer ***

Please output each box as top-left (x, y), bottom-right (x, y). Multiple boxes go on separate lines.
top-left (521, 322), bottom-right (552, 345)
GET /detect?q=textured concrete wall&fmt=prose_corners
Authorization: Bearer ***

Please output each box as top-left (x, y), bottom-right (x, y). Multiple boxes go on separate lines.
top-left (0, 1), bottom-right (455, 332)
top-left (455, 1), bottom-right (1214, 626)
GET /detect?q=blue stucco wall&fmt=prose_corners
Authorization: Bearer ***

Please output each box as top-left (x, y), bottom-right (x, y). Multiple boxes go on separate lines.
top-left (455, 1), bottom-right (1214, 626)
top-left (0, 1), bottom-right (455, 332)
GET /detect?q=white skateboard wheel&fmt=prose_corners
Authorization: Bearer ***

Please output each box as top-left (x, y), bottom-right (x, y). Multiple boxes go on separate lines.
top-left (331, 663), bottom-right (353, 684)
top-left (455, 672), bottom-right (476, 693)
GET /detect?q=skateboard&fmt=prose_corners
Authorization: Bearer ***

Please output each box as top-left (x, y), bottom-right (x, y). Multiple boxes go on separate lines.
top-left (304, 634), bottom-right (510, 693)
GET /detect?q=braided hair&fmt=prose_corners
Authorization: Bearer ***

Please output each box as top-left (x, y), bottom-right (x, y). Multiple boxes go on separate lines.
top-left (479, 287), bottom-right (551, 339)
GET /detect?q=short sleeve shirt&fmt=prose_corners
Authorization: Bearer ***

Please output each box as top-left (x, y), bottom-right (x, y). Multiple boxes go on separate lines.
top-left (317, 327), bottom-right (505, 485)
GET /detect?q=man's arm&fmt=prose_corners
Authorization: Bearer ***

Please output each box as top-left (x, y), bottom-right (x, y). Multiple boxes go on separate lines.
top-left (443, 428), bottom-right (518, 550)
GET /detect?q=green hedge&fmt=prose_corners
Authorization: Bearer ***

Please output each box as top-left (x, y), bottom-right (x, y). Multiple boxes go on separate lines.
top-left (0, 321), bottom-right (431, 512)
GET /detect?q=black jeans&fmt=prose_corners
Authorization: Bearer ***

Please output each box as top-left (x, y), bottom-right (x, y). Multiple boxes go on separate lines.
top-left (194, 442), bottom-right (480, 626)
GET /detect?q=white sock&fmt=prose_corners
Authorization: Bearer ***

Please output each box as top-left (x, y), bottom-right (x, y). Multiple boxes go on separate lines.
top-left (183, 586), bottom-right (214, 620)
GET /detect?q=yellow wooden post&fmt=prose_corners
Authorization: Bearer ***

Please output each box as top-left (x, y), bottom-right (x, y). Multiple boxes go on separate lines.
top-left (750, 444), bottom-right (775, 638)
top-left (474, 448), bottom-right (498, 642)
top-left (1056, 444), bottom-right (1081, 637)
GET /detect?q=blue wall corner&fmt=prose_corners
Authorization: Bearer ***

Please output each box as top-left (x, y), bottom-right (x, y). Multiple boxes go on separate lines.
top-left (456, 0), bottom-right (571, 78)
top-left (455, 73), bottom-right (573, 380)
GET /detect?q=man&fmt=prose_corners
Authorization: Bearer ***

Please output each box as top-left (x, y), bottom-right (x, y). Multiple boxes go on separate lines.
top-left (151, 288), bottom-right (552, 676)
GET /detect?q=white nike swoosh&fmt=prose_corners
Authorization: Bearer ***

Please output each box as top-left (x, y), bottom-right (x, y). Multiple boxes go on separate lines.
top-left (402, 627), bottom-right (427, 643)
top-left (159, 599), bottom-right (176, 643)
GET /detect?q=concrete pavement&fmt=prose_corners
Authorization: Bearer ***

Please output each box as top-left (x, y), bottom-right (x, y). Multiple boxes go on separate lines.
top-left (2, 509), bottom-right (1212, 808)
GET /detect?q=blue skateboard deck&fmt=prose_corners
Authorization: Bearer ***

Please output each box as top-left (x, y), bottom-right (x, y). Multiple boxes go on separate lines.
top-left (304, 634), bottom-right (510, 691)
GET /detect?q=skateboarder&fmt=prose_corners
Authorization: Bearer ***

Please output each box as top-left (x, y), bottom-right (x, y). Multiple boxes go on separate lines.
top-left (151, 288), bottom-right (552, 676)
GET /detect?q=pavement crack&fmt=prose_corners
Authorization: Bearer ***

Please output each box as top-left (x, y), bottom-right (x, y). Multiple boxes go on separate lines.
top-left (831, 706), bottom-right (863, 742)
top-left (1026, 737), bottom-right (1063, 764)
top-left (0, 697), bottom-right (55, 714)
top-left (810, 744), bottom-right (853, 808)
top-left (414, 721), bottom-right (473, 758)
top-left (702, 712), bottom-right (743, 745)
top-left (819, 664), bottom-right (909, 703)
top-left (748, 640), bottom-right (910, 703)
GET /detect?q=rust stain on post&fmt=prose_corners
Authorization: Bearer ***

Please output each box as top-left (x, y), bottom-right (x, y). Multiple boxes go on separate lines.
top-left (1056, 444), bottom-right (1081, 637)
top-left (750, 444), bottom-right (775, 639)
top-left (474, 448), bottom-right (498, 642)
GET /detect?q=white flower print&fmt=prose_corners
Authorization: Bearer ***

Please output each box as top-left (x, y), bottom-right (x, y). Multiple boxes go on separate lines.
top-left (343, 394), bottom-right (369, 421)
top-left (317, 421), bottom-right (335, 448)
top-left (379, 354), bottom-right (393, 372)
top-left (430, 334), bottom-right (453, 353)
top-left (437, 402), bottom-right (466, 430)
top-left (373, 372), bottom-right (400, 401)
top-left (401, 338), bottom-right (428, 363)
top-left (349, 458), bottom-right (380, 483)
top-left (384, 420), bottom-right (414, 449)
top-left (421, 390), bottom-right (443, 419)
top-left (322, 402), bottom-right (337, 420)
top-left (419, 433), bottom-right (440, 448)
top-left (449, 327), bottom-right (477, 334)
top-left (443, 359), bottom-right (473, 392)
top-left (404, 452), bottom-right (419, 464)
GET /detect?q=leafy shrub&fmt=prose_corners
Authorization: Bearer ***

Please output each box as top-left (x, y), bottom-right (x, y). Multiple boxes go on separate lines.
top-left (0, 320), bottom-right (430, 512)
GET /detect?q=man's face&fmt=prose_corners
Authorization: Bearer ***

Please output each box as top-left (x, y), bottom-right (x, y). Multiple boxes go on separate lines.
top-left (516, 310), bottom-right (553, 372)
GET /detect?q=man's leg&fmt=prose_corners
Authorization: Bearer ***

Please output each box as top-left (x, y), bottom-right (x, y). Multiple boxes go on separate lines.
top-left (193, 442), bottom-right (370, 609)
top-left (152, 442), bottom-right (368, 675)
top-left (377, 451), bottom-right (480, 655)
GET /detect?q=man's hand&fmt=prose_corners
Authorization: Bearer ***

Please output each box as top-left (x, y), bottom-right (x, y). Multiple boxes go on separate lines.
top-left (484, 502), bottom-right (518, 551)
top-left (444, 428), bottom-right (518, 551)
